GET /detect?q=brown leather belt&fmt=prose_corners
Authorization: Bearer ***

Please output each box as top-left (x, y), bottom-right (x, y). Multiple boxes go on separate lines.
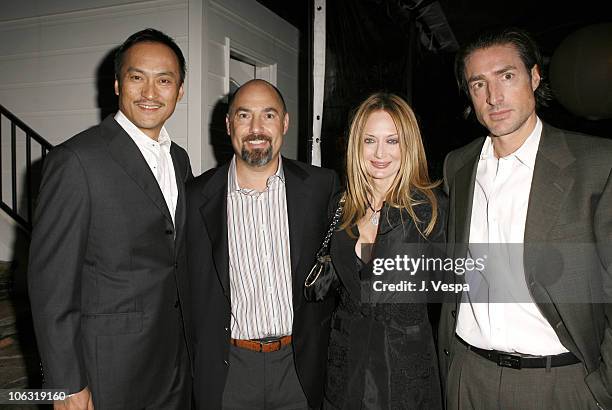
top-left (230, 336), bottom-right (292, 353)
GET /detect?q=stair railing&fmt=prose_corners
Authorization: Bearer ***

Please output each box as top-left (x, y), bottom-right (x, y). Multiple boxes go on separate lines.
top-left (0, 104), bottom-right (53, 232)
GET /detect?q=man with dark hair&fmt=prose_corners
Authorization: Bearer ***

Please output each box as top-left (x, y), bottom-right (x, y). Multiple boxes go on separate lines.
top-left (186, 79), bottom-right (339, 409)
top-left (28, 28), bottom-right (192, 409)
top-left (438, 27), bottom-right (612, 409)
top-left (114, 28), bottom-right (187, 85)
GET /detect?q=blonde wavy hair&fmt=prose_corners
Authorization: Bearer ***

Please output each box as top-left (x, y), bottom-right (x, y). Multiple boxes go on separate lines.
top-left (340, 92), bottom-right (439, 237)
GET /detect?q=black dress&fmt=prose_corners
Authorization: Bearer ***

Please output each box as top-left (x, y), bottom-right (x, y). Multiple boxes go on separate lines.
top-left (324, 196), bottom-right (446, 409)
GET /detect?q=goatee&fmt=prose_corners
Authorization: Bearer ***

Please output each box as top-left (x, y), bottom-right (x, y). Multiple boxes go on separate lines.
top-left (241, 134), bottom-right (273, 167)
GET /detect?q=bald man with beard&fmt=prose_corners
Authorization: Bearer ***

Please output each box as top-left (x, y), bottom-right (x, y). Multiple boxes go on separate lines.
top-left (186, 80), bottom-right (340, 409)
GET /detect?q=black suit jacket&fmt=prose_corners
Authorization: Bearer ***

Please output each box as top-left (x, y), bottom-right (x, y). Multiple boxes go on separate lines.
top-left (438, 123), bottom-right (612, 408)
top-left (186, 158), bottom-right (339, 409)
top-left (28, 116), bottom-right (193, 408)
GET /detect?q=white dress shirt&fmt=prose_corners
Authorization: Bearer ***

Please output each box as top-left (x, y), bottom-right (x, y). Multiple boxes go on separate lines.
top-left (115, 111), bottom-right (178, 225)
top-left (456, 118), bottom-right (569, 355)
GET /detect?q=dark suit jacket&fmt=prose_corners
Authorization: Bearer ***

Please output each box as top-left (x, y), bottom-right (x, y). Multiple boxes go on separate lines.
top-left (438, 123), bottom-right (612, 408)
top-left (28, 115), bottom-right (193, 409)
top-left (186, 158), bottom-right (339, 409)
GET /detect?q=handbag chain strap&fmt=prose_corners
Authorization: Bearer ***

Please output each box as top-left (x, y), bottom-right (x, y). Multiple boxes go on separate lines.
top-left (316, 197), bottom-right (345, 258)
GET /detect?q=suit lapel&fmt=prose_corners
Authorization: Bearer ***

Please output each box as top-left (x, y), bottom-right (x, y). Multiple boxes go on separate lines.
top-left (524, 125), bottom-right (579, 354)
top-left (171, 143), bottom-right (187, 248)
top-left (104, 117), bottom-right (173, 224)
top-left (448, 140), bottom-right (482, 318)
top-left (451, 141), bottom-right (482, 257)
top-left (524, 125), bottom-right (575, 242)
top-left (453, 160), bottom-right (478, 247)
top-left (199, 164), bottom-right (231, 295)
top-left (283, 159), bottom-right (311, 304)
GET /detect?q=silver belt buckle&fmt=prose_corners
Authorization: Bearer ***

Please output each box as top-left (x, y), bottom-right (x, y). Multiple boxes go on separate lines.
top-left (497, 353), bottom-right (521, 369)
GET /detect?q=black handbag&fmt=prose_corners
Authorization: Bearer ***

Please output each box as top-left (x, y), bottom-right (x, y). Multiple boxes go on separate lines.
top-left (304, 198), bottom-right (345, 302)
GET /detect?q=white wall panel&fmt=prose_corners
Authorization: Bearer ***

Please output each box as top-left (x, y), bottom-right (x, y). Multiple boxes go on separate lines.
top-left (0, 2), bottom-right (187, 54)
top-left (277, 72), bottom-right (298, 104)
top-left (202, 0), bottom-right (300, 169)
top-left (206, 72), bottom-right (226, 106)
top-left (1, 51), bottom-right (111, 85)
top-left (208, 40), bottom-right (226, 78)
top-left (16, 112), bottom-right (101, 146)
top-left (0, 0), bottom-right (149, 22)
top-left (207, 10), bottom-right (297, 75)
top-left (208, 0), bottom-right (298, 49)
top-left (0, 0), bottom-right (188, 146)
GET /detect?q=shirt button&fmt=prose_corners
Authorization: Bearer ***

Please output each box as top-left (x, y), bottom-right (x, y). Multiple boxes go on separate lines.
top-left (444, 349), bottom-right (449, 356)
top-left (224, 360), bottom-right (229, 366)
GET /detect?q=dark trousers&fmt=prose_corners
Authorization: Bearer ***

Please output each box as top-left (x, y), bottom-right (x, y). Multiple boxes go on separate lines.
top-left (446, 337), bottom-right (598, 409)
top-left (147, 338), bottom-right (191, 410)
top-left (222, 343), bottom-right (309, 410)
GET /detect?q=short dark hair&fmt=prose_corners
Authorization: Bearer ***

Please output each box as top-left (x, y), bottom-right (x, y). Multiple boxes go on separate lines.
top-left (114, 28), bottom-right (186, 85)
top-left (455, 27), bottom-right (552, 112)
top-left (227, 79), bottom-right (287, 116)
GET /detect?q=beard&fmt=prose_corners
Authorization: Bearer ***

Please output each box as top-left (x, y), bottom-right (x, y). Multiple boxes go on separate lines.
top-left (241, 133), bottom-right (273, 167)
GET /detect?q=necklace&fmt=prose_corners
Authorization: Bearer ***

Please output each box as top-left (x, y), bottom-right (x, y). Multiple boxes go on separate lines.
top-left (368, 203), bottom-right (382, 226)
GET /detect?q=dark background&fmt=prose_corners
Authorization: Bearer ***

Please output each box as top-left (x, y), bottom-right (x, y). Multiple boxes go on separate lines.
top-left (257, 0), bottom-right (612, 180)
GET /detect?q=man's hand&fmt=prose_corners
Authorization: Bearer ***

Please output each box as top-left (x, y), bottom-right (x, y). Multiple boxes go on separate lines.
top-left (54, 386), bottom-right (94, 410)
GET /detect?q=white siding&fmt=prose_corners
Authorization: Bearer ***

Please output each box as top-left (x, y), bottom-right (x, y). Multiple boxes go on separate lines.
top-left (203, 0), bottom-right (299, 169)
top-left (0, 0), bottom-right (189, 146)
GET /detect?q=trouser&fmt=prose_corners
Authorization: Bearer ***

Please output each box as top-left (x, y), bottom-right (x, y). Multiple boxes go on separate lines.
top-left (222, 343), bottom-right (310, 410)
top-left (446, 337), bottom-right (598, 409)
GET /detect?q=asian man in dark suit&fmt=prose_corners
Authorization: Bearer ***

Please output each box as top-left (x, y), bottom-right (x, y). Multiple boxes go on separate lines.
top-left (28, 28), bottom-right (193, 409)
top-left (438, 27), bottom-right (612, 409)
top-left (186, 79), bottom-right (339, 409)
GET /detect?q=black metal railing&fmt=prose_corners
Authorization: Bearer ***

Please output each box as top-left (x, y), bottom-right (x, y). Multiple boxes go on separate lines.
top-left (0, 104), bottom-right (53, 232)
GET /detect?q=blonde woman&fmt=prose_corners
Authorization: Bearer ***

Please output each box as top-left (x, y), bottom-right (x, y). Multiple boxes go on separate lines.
top-left (323, 93), bottom-right (446, 409)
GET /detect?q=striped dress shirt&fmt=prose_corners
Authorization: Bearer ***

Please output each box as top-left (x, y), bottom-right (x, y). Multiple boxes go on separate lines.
top-left (226, 156), bottom-right (293, 339)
